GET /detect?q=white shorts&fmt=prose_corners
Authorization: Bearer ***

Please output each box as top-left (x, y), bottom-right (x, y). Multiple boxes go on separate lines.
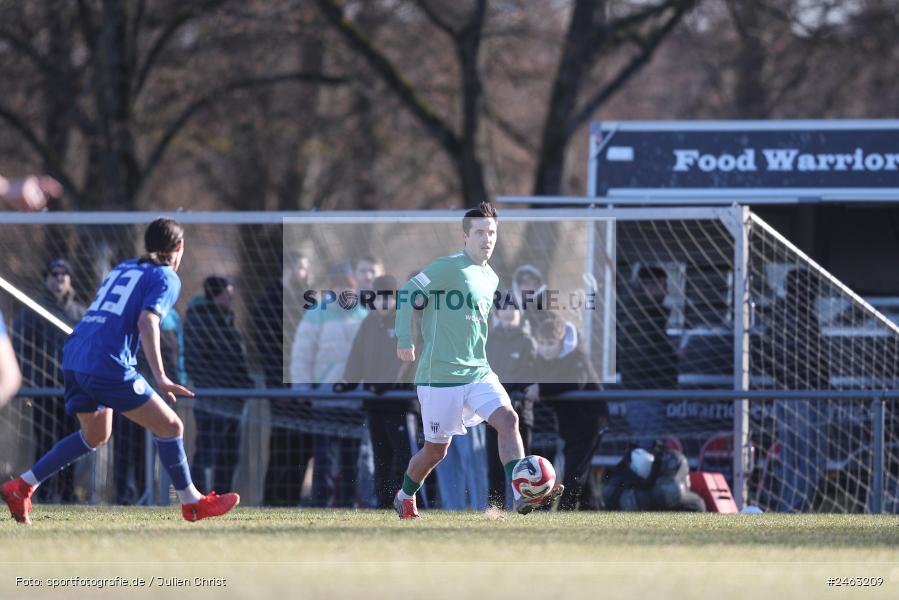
top-left (417, 372), bottom-right (512, 443)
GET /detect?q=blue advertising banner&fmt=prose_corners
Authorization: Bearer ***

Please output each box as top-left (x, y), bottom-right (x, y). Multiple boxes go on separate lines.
top-left (589, 120), bottom-right (899, 200)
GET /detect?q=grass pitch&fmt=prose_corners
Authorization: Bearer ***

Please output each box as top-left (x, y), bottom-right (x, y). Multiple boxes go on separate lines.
top-left (1, 506), bottom-right (898, 599)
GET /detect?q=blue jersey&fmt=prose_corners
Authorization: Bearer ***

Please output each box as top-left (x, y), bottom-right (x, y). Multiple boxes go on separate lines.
top-left (0, 309), bottom-right (6, 338)
top-left (63, 259), bottom-right (181, 380)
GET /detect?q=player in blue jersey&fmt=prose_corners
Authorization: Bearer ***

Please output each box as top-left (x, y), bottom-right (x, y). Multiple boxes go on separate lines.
top-left (1, 217), bottom-right (239, 525)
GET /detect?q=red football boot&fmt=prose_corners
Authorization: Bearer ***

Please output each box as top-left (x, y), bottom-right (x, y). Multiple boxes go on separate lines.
top-left (1, 477), bottom-right (35, 526)
top-left (182, 491), bottom-right (240, 522)
top-left (393, 492), bottom-right (419, 519)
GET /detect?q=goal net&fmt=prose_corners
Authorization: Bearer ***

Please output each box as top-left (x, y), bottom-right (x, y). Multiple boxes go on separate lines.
top-left (1, 209), bottom-right (896, 512)
top-left (612, 207), bottom-right (899, 513)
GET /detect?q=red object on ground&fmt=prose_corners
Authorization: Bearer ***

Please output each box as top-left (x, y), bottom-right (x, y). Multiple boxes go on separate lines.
top-left (182, 491), bottom-right (240, 522)
top-left (689, 471), bottom-right (738, 513)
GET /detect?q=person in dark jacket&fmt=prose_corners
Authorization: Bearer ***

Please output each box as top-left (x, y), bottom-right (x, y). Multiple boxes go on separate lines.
top-left (527, 314), bottom-right (608, 511)
top-left (619, 265), bottom-right (677, 447)
top-left (336, 274), bottom-right (417, 508)
top-left (184, 276), bottom-right (252, 494)
top-left (13, 258), bottom-right (85, 503)
top-left (484, 295), bottom-right (537, 508)
top-left (256, 253), bottom-right (314, 506)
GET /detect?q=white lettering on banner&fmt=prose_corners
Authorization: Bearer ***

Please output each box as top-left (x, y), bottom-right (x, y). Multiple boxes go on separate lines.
top-left (606, 146), bottom-right (634, 161)
top-left (672, 149), bottom-right (757, 172)
top-left (670, 147), bottom-right (899, 173)
top-left (672, 149), bottom-right (699, 171)
top-left (762, 148), bottom-right (799, 171)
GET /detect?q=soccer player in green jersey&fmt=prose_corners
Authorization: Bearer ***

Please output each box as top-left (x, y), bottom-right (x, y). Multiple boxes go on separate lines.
top-left (393, 202), bottom-right (562, 518)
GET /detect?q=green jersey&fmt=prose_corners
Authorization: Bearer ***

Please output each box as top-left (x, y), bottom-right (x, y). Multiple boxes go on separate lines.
top-left (396, 251), bottom-right (499, 386)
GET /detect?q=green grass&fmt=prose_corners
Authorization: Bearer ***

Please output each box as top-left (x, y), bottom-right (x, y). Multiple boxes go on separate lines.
top-left (2, 506), bottom-right (898, 599)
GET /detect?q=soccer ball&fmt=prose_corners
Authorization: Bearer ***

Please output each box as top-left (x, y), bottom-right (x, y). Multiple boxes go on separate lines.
top-left (511, 455), bottom-right (556, 500)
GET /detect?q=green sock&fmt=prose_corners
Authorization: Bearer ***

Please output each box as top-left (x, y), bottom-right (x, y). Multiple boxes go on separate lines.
top-left (504, 459), bottom-right (520, 480)
top-left (402, 472), bottom-right (423, 497)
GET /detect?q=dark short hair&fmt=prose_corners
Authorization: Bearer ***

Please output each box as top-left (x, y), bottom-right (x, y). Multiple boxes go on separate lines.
top-left (204, 275), bottom-right (231, 300)
top-left (462, 201), bottom-right (497, 234)
top-left (372, 274), bottom-right (397, 293)
top-left (536, 314), bottom-right (566, 342)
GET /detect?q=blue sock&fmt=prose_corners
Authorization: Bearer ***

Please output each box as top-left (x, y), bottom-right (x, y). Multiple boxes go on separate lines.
top-left (154, 436), bottom-right (192, 491)
top-left (30, 432), bottom-right (94, 483)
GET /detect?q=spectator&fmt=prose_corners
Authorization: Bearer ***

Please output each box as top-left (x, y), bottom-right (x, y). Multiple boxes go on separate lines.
top-left (511, 264), bottom-right (550, 332)
top-left (337, 274), bottom-right (418, 508)
top-left (528, 314), bottom-right (608, 510)
top-left (290, 262), bottom-right (366, 507)
top-left (114, 307), bottom-right (183, 504)
top-left (760, 268), bottom-right (830, 512)
top-left (484, 295), bottom-right (537, 508)
top-left (354, 255), bottom-right (384, 295)
top-left (13, 258), bottom-right (85, 503)
top-left (257, 252), bottom-right (314, 506)
top-left (185, 276), bottom-right (252, 494)
top-left (0, 309), bottom-right (22, 409)
top-left (619, 265), bottom-right (677, 448)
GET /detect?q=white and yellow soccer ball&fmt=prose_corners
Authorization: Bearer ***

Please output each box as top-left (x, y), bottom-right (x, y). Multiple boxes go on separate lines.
top-left (511, 455), bottom-right (556, 500)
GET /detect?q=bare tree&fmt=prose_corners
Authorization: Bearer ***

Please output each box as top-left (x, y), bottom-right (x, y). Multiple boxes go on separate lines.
top-left (0, 0), bottom-right (342, 210)
top-left (534, 0), bottom-right (697, 195)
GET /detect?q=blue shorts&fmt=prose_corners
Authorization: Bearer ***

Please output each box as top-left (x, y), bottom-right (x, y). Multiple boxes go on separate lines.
top-left (64, 370), bottom-right (154, 416)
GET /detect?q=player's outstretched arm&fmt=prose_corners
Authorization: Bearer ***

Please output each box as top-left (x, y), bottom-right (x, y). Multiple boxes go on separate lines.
top-left (0, 333), bottom-right (22, 408)
top-left (138, 310), bottom-right (194, 402)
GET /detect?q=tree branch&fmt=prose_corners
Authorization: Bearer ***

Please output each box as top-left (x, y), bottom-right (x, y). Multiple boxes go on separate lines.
top-left (141, 70), bottom-right (345, 189)
top-left (0, 28), bottom-right (62, 77)
top-left (458, 0), bottom-right (487, 143)
top-left (0, 104), bottom-right (81, 203)
top-left (590, 0), bottom-right (682, 56)
top-left (75, 0), bottom-right (98, 55)
top-left (413, 0), bottom-right (458, 38)
top-left (483, 103), bottom-right (536, 153)
top-left (133, 0), bottom-right (231, 99)
top-left (315, 0), bottom-right (461, 156)
top-left (567, 1), bottom-right (694, 138)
